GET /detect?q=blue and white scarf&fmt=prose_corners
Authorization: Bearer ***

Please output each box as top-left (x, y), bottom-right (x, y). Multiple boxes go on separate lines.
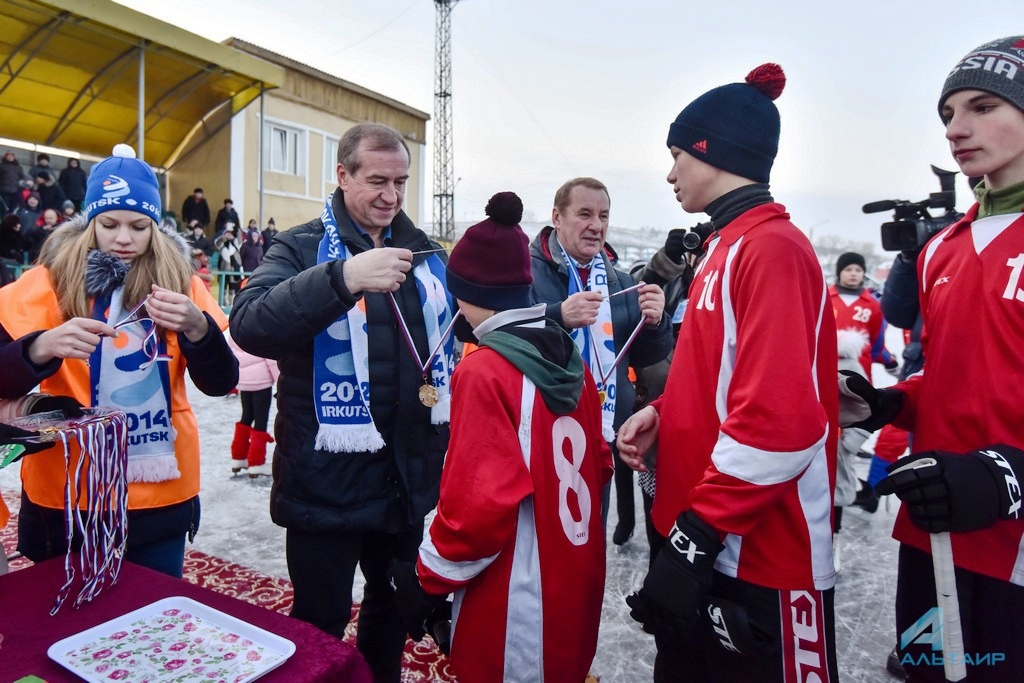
top-left (91, 288), bottom-right (176, 483)
top-left (554, 237), bottom-right (616, 441)
top-left (313, 193), bottom-right (455, 453)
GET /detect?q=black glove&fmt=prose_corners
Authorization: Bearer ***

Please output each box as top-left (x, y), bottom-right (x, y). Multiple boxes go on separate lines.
top-left (837, 370), bottom-right (904, 431)
top-left (386, 560), bottom-right (448, 644)
top-left (0, 422), bottom-right (52, 466)
top-left (424, 600), bottom-right (453, 656)
top-left (883, 358), bottom-right (900, 378)
top-left (626, 511), bottom-right (722, 639)
top-left (30, 395), bottom-right (85, 418)
top-left (663, 229), bottom-right (688, 264)
top-left (876, 446), bottom-right (1024, 533)
top-left (702, 595), bottom-right (777, 658)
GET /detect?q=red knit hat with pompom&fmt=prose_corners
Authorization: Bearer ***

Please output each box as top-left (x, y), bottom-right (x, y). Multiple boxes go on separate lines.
top-left (667, 63), bottom-right (786, 183)
top-left (446, 192), bottom-right (533, 311)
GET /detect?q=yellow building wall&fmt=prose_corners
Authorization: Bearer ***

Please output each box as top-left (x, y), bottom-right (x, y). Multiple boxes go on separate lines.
top-left (167, 128), bottom-right (231, 235)
top-left (171, 64), bottom-right (427, 237)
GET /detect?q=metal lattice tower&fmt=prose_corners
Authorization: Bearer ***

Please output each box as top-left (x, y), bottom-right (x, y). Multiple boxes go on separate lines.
top-left (433, 0), bottom-right (459, 244)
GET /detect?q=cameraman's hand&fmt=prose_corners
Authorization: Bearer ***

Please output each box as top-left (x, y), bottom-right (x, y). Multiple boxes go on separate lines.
top-left (838, 370), bottom-right (904, 431)
top-left (617, 406), bottom-right (659, 471)
top-left (664, 229), bottom-right (688, 264)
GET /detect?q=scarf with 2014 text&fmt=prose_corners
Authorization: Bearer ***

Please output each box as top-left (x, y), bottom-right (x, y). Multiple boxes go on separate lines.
top-left (554, 235), bottom-right (616, 441)
top-left (91, 287), bottom-right (177, 483)
top-left (313, 193), bottom-right (455, 453)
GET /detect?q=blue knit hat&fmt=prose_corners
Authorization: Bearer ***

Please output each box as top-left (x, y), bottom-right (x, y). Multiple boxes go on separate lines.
top-left (667, 64), bottom-right (786, 183)
top-left (84, 144), bottom-right (162, 223)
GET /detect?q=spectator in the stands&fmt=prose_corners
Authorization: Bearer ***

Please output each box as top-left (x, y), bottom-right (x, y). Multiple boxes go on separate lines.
top-left (181, 187), bottom-right (211, 229)
top-left (57, 158), bottom-right (88, 212)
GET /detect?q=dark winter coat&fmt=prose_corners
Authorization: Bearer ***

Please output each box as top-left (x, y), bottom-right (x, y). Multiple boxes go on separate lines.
top-left (215, 207), bottom-right (240, 234)
top-left (529, 226), bottom-right (673, 430)
top-left (229, 190), bottom-right (450, 534)
top-left (0, 157), bottom-right (28, 194)
top-left (35, 178), bottom-right (66, 212)
top-left (239, 238), bottom-right (263, 272)
top-left (57, 163), bottom-right (88, 202)
top-left (181, 197), bottom-right (211, 228)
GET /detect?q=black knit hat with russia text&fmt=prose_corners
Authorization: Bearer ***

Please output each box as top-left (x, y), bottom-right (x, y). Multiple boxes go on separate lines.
top-left (938, 36), bottom-right (1024, 116)
top-left (667, 64), bottom-right (786, 183)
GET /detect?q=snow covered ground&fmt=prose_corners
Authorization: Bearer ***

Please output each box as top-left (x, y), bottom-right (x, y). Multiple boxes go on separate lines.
top-left (1, 324), bottom-right (908, 681)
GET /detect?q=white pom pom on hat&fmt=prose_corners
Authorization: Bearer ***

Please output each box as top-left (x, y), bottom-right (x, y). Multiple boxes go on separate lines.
top-left (111, 143), bottom-right (137, 159)
top-left (83, 144), bottom-right (161, 223)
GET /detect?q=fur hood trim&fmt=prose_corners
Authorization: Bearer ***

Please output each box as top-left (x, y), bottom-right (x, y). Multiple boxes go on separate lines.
top-left (41, 213), bottom-right (192, 269)
top-left (837, 328), bottom-right (869, 361)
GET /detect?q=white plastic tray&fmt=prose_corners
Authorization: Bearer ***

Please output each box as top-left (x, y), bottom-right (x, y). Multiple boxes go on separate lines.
top-left (47, 596), bottom-right (295, 682)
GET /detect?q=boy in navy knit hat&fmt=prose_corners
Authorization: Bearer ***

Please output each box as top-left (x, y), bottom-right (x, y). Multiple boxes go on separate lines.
top-left (388, 192), bottom-right (612, 682)
top-left (617, 64), bottom-right (840, 681)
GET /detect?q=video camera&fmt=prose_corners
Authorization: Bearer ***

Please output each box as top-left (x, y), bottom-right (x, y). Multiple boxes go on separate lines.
top-left (679, 221), bottom-right (714, 256)
top-left (863, 165), bottom-right (964, 252)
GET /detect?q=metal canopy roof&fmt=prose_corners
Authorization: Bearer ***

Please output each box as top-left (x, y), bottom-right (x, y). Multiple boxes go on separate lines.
top-left (0, 0), bottom-right (284, 168)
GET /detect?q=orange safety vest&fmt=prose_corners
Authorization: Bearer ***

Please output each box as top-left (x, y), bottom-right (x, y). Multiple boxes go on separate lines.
top-left (0, 266), bottom-right (228, 511)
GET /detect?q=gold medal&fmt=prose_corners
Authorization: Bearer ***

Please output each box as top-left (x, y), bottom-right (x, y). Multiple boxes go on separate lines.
top-left (419, 383), bottom-right (439, 408)
top-left (597, 389), bottom-right (607, 404)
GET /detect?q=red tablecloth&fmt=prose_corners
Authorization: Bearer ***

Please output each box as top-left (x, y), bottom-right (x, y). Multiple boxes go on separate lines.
top-left (0, 558), bottom-right (372, 682)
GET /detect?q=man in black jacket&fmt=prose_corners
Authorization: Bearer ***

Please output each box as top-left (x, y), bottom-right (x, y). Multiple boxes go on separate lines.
top-left (214, 198), bottom-right (240, 238)
top-left (229, 122), bottom-right (453, 683)
top-left (181, 188), bottom-right (210, 228)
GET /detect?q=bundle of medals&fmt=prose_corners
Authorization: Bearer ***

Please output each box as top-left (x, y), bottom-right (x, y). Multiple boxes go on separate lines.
top-left (7, 408), bottom-right (129, 614)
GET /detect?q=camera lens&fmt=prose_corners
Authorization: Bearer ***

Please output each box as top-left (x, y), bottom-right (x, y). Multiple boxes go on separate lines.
top-left (682, 231), bottom-right (702, 250)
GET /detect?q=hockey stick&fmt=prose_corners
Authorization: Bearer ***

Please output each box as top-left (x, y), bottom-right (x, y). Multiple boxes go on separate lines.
top-left (889, 457), bottom-right (966, 681)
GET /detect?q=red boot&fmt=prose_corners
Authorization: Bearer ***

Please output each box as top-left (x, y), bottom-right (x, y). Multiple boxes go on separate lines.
top-left (247, 430), bottom-right (275, 478)
top-left (231, 423), bottom-right (251, 474)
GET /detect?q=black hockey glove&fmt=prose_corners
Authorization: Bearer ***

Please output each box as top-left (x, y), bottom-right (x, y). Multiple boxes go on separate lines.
top-left (386, 561), bottom-right (449, 644)
top-left (837, 370), bottom-right (904, 431)
top-left (876, 446), bottom-right (1024, 533)
top-left (663, 229), bottom-right (688, 264)
top-left (702, 595), bottom-right (777, 658)
top-left (626, 510), bottom-right (722, 640)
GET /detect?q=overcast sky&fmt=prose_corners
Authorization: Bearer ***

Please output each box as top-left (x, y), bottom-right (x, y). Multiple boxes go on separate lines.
top-left (117, 0), bottom-right (1018, 250)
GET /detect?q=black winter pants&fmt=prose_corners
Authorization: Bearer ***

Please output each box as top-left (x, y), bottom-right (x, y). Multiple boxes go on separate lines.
top-left (286, 523), bottom-right (424, 683)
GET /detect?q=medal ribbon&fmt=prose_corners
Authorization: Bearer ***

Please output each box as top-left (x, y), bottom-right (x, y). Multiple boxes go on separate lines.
top-left (112, 293), bottom-right (173, 369)
top-left (387, 292), bottom-right (461, 382)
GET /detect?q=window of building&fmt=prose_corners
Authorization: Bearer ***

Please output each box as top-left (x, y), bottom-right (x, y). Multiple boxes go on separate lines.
top-left (324, 136), bottom-right (339, 185)
top-left (264, 123), bottom-right (303, 175)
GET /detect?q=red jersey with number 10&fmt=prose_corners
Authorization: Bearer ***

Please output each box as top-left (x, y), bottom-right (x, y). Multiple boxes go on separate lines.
top-left (652, 203), bottom-right (839, 591)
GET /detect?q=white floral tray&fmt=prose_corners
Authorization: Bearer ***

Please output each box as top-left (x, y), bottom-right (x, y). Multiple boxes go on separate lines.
top-left (47, 596), bottom-right (296, 682)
